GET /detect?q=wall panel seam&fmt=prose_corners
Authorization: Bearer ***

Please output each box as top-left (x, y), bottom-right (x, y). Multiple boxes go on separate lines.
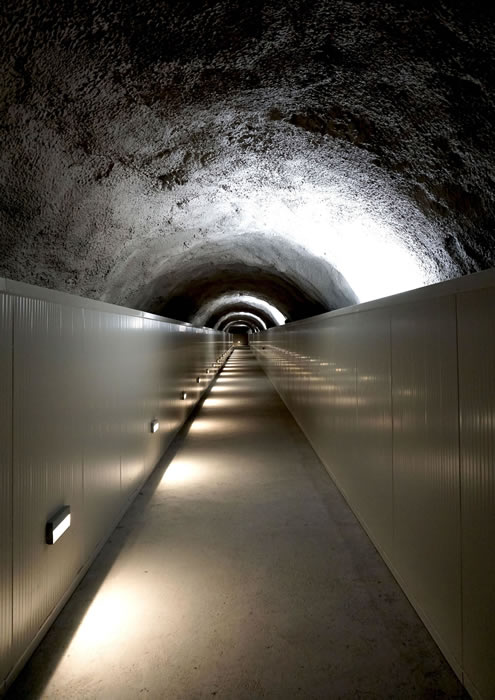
top-left (81, 307), bottom-right (86, 548)
top-left (9, 297), bottom-right (14, 679)
top-left (388, 310), bottom-right (395, 559)
top-left (454, 293), bottom-right (465, 681)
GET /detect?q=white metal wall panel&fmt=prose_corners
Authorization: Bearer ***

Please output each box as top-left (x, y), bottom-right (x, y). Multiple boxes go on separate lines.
top-left (82, 308), bottom-right (124, 559)
top-left (120, 314), bottom-right (146, 499)
top-left (163, 328), bottom-right (190, 438)
top-left (1, 280), bottom-right (230, 693)
top-left (142, 319), bottom-right (163, 476)
top-left (251, 273), bottom-right (495, 697)
top-left (0, 295), bottom-right (13, 687)
top-left (322, 315), bottom-right (358, 498)
top-left (353, 309), bottom-right (393, 558)
top-left (457, 288), bottom-right (495, 700)
top-left (12, 297), bottom-right (85, 664)
top-left (391, 297), bottom-right (462, 666)
top-left (256, 309), bottom-right (393, 559)
top-left (158, 323), bottom-right (177, 442)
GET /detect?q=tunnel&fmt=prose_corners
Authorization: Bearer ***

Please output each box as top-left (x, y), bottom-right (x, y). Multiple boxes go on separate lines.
top-left (1, 2), bottom-right (495, 698)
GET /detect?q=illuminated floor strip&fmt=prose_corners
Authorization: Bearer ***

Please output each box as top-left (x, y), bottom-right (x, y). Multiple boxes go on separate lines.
top-left (9, 349), bottom-right (465, 699)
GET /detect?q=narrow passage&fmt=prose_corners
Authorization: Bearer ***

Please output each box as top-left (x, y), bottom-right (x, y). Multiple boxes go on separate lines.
top-left (9, 349), bottom-right (466, 699)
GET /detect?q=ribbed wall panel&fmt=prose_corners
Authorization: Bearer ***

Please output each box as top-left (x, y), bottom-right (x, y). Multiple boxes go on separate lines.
top-left (457, 288), bottom-right (495, 700)
top-left (252, 269), bottom-right (495, 699)
top-left (0, 280), bottom-right (230, 692)
top-left (159, 325), bottom-right (191, 454)
top-left (0, 295), bottom-right (12, 686)
top-left (253, 310), bottom-right (393, 557)
top-left (141, 319), bottom-right (162, 475)
top-left (391, 297), bottom-right (461, 665)
top-left (12, 298), bottom-right (84, 663)
top-left (82, 308), bottom-right (123, 559)
top-left (321, 315), bottom-right (358, 497)
top-left (120, 314), bottom-right (146, 499)
top-left (354, 309), bottom-right (393, 557)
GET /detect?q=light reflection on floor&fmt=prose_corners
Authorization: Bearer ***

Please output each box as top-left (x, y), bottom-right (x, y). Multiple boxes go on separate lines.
top-left (7, 347), bottom-right (465, 700)
top-left (68, 586), bottom-right (139, 653)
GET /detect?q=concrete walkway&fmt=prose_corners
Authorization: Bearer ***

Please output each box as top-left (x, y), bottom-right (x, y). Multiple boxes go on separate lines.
top-left (9, 349), bottom-right (466, 699)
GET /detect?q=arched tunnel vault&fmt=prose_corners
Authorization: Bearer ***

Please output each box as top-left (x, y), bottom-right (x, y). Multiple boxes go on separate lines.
top-left (211, 306), bottom-right (272, 331)
top-left (131, 235), bottom-right (357, 324)
top-left (224, 322), bottom-right (261, 334)
top-left (1, 1), bottom-right (495, 326)
top-left (216, 312), bottom-right (267, 332)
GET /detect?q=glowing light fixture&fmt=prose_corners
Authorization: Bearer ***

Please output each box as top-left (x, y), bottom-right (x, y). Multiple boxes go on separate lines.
top-left (196, 376), bottom-right (201, 383)
top-left (46, 506), bottom-right (71, 545)
top-left (151, 419), bottom-right (159, 433)
top-left (181, 391), bottom-right (187, 400)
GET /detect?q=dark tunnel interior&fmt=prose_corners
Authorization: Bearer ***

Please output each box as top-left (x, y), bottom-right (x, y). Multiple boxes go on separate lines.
top-left (1, 1), bottom-right (495, 327)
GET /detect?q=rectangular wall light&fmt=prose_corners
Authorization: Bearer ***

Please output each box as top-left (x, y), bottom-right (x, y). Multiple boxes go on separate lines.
top-left (151, 419), bottom-right (159, 433)
top-left (46, 506), bottom-right (71, 545)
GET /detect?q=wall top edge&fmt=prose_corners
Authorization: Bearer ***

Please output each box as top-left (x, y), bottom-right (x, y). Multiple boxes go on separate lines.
top-left (273, 266), bottom-right (495, 331)
top-left (0, 276), bottom-right (226, 334)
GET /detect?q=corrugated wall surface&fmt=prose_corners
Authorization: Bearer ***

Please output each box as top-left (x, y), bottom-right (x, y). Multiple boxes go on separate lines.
top-left (252, 268), bottom-right (495, 700)
top-left (12, 298), bottom-right (85, 666)
top-left (457, 287), bottom-right (495, 700)
top-left (0, 295), bottom-right (12, 685)
top-left (0, 280), bottom-right (230, 694)
top-left (391, 297), bottom-right (462, 666)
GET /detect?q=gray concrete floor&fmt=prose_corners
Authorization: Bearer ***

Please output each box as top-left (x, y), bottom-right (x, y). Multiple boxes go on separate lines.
top-left (8, 349), bottom-right (467, 699)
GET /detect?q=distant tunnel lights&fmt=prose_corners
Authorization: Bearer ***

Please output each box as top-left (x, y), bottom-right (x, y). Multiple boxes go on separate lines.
top-left (46, 506), bottom-right (71, 545)
top-left (151, 419), bottom-right (159, 433)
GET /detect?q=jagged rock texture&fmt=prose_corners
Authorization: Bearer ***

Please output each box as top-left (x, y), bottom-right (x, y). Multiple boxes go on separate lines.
top-left (1, 1), bottom-right (494, 324)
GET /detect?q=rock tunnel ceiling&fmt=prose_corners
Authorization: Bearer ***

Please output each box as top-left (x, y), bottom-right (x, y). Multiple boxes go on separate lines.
top-left (1, 1), bottom-right (495, 326)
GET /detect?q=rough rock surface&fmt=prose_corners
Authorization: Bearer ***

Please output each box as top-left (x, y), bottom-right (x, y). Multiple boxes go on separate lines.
top-left (1, 1), bottom-right (495, 324)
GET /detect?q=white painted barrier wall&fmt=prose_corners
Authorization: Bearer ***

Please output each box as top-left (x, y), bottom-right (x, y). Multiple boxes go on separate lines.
top-left (251, 268), bottom-right (495, 700)
top-left (0, 278), bottom-right (231, 694)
